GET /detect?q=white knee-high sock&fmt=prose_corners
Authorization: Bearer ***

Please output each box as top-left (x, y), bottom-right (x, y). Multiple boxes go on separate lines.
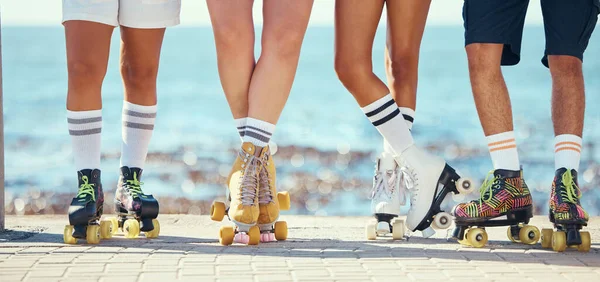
top-left (486, 131), bottom-right (520, 171)
top-left (554, 134), bottom-right (582, 171)
top-left (67, 109), bottom-right (102, 171)
top-left (120, 101), bottom-right (157, 169)
top-left (235, 117), bottom-right (247, 141)
top-left (242, 117), bottom-right (275, 148)
top-left (362, 94), bottom-right (414, 156)
top-left (383, 107), bottom-right (415, 155)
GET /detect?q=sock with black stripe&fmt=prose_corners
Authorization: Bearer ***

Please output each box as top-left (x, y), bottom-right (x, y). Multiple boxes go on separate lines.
top-left (235, 117), bottom-right (247, 141)
top-left (120, 101), bottom-right (157, 169)
top-left (361, 94), bottom-right (414, 155)
top-left (243, 117), bottom-right (275, 148)
top-left (383, 107), bottom-right (415, 155)
top-left (67, 109), bottom-right (102, 170)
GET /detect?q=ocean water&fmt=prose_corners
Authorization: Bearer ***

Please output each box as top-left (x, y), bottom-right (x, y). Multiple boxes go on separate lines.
top-left (2, 26), bottom-right (600, 215)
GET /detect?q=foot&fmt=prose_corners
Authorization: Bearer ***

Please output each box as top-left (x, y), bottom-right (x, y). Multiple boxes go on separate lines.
top-left (68, 169), bottom-right (103, 237)
top-left (371, 152), bottom-right (406, 216)
top-left (115, 166), bottom-right (159, 231)
top-left (452, 169), bottom-right (532, 222)
top-left (397, 145), bottom-right (447, 232)
top-left (227, 142), bottom-right (261, 226)
top-left (550, 168), bottom-right (588, 225)
top-left (256, 145), bottom-right (281, 242)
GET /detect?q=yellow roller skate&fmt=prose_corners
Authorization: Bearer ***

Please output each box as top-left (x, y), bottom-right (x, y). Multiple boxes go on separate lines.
top-left (256, 146), bottom-right (291, 242)
top-left (211, 142), bottom-right (261, 245)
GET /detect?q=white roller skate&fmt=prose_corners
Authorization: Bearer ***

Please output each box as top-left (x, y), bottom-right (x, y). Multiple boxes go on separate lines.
top-left (365, 152), bottom-right (407, 240)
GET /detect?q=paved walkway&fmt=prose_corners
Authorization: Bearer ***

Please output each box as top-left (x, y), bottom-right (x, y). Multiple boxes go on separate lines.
top-left (1, 215), bottom-right (599, 281)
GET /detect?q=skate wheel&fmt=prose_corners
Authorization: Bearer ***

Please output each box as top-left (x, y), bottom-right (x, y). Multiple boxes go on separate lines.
top-left (456, 178), bottom-right (474, 194)
top-left (519, 225), bottom-right (540, 245)
top-left (541, 228), bottom-right (553, 249)
top-left (277, 191), bottom-right (291, 211)
top-left (432, 212), bottom-right (452, 230)
top-left (211, 201), bottom-right (226, 222)
top-left (466, 228), bottom-right (488, 248)
top-left (551, 231), bottom-right (567, 252)
top-left (506, 226), bottom-right (518, 243)
top-left (577, 231), bottom-right (591, 252)
top-left (109, 217), bottom-right (119, 235)
top-left (123, 219), bottom-right (140, 239)
top-left (365, 221), bottom-right (377, 240)
top-left (391, 219), bottom-right (405, 240)
top-left (63, 225), bottom-right (77, 245)
top-left (99, 220), bottom-right (113, 239)
top-left (247, 226), bottom-right (260, 245)
top-left (145, 219), bottom-right (160, 239)
top-left (274, 221), bottom-right (288, 241)
top-left (219, 226), bottom-right (235, 246)
top-left (86, 225), bottom-right (100, 244)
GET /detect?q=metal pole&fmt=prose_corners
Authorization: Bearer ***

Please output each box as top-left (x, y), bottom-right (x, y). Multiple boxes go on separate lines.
top-left (0, 9), bottom-right (5, 231)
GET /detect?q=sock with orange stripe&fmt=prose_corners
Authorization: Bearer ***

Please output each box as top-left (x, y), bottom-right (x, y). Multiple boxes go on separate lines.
top-left (486, 131), bottom-right (520, 171)
top-left (554, 134), bottom-right (582, 171)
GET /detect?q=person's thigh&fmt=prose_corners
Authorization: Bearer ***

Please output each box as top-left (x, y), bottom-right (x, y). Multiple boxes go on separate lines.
top-left (541, 0), bottom-right (600, 67)
top-left (464, 0), bottom-right (530, 66)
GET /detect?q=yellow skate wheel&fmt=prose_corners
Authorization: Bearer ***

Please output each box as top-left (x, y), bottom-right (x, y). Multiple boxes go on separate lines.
top-left (63, 225), bottom-right (77, 245)
top-left (123, 219), bottom-right (140, 239)
top-left (145, 219), bottom-right (161, 239)
top-left (86, 225), bottom-right (100, 244)
top-left (458, 228), bottom-right (471, 246)
top-left (519, 225), bottom-right (540, 245)
top-left (506, 227), bottom-right (518, 243)
top-left (391, 219), bottom-right (405, 240)
top-left (109, 217), bottom-right (119, 235)
top-left (551, 231), bottom-right (567, 252)
top-left (541, 228), bottom-right (553, 249)
top-left (247, 226), bottom-right (260, 245)
top-left (577, 231), bottom-right (591, 252)
top-left (466, 228), bottom-right (488, 248)
top-left (274, 221), bottom-right (288, 241)
top-left (99, 220), bottom-right (113, 239)
top-left (277, 192), bottom-right (291, 211)
top-left (219, 226), bottom-right (235, 246)
top-left (365, 221), bottom-right (377, 240)
top-left (211, 201), bottom-right (226, 222)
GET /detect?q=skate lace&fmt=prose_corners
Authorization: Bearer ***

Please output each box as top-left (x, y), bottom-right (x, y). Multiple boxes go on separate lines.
top-left (124, 172), bottom-right (144, 198)
top-left (76, 175), bottom-right (95, 201)
top-left (479, 170), bottom-right (501, 210)
top-left (258, 155), bottom-right (273, 204)
top-left (396, 163), bottom-right (417, 209)
top-left (560, 171), bottom-right (580, 204)
top-left (238, 151), bottom-right (260, 206)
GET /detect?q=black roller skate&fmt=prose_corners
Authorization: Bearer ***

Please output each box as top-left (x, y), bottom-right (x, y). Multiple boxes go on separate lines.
top-left (64, 169), bottom-right (113, 244)
top-left (541, 168), bottom-right (591, 252)
top-left (106, 166), bottom-right (160, 239)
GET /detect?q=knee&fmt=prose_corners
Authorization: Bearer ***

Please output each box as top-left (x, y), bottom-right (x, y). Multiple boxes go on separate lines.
top-left (465, 43), bottom-right (503, 76)
top-left (67, 60), bottom-right (106, 89)
top-left (548, 55), bottom-right (583, 78)
top-left (121, 61), bottom-right (158, 93)
top-left (261, 28), bottom-right (306, 60)
top-left (334, 55), bottom-right (371, 90)
top-left (386, 48), bottom-right (419, 82)
top-left (213, 24), bottom-right (253, 51)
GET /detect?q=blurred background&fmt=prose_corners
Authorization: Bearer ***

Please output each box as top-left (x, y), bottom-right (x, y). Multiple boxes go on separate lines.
top-left (1, 1), bottom-right (599, 217)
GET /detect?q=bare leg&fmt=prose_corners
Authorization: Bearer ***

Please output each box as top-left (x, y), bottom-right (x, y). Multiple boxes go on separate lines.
top-left (384, 0), bottom-right (431, 110)
top-left (246, 0), bottom-right (314, 124)
top-left (206, 0), bottom-right (255, 119)
top-left (548, 55), bottom-right (585, 136)
top-left (65, 21), bottom-right (114, 110)
top-left (334, 0), bottom-right (388, 106)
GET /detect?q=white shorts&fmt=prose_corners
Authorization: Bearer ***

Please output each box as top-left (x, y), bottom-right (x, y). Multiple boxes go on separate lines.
top-left (62, 0), bottom-right (181, 28)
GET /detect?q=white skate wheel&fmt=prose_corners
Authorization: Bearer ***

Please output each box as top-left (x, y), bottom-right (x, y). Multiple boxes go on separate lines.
top-left (392, 219), bottom-right (405, 240)
top-left (456, 178), bottom-right (474, 194)
top-left (365, 222), bottom-right (377, 240)
top-left (422, 226), bottom-right (436, 238)
top-left (376, 221), bottom-right (390, 235)
top-left (432, 212), bottom-right (452, 230)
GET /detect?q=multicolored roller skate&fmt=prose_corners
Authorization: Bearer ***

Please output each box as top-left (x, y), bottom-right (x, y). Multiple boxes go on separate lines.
top-left (64, 169), bottom-right (113, 244)
top-left (106, 167), bottom-right (160, 239)
top-left (365, 152), bottom-right (406, 240)
top-left (399, 145), bottom-right (474, 238)
top-left (541, 168), bottom-right (591, 252)
top-left (256, 145), bottom-right (291, 242)
top-left (451, 168), bottom-right (540, 248)
top-left (211, 142), bottom-right (262, 245)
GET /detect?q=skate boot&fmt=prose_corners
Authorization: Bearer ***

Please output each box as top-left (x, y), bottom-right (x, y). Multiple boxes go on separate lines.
top-left (256, 145), bottom-right (291, 242)
top-left (109, 167), bottom-right (160, 239)
top-left (210, 142), bottom-right (261, 245)
top-left (541, 168), bottom-right (590, 252)
top-left (64, 169), bottom-right (112, 244)
top-left (365, 152), bottom-right (406, 240)
top-left (451, 168), bottom-right (540, 248)
top-left (400, 145), bottom-right (473, 238)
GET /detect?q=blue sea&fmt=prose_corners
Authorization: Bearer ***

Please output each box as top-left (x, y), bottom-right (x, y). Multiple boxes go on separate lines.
top-left (3, 25), bottom-right (600, 216)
